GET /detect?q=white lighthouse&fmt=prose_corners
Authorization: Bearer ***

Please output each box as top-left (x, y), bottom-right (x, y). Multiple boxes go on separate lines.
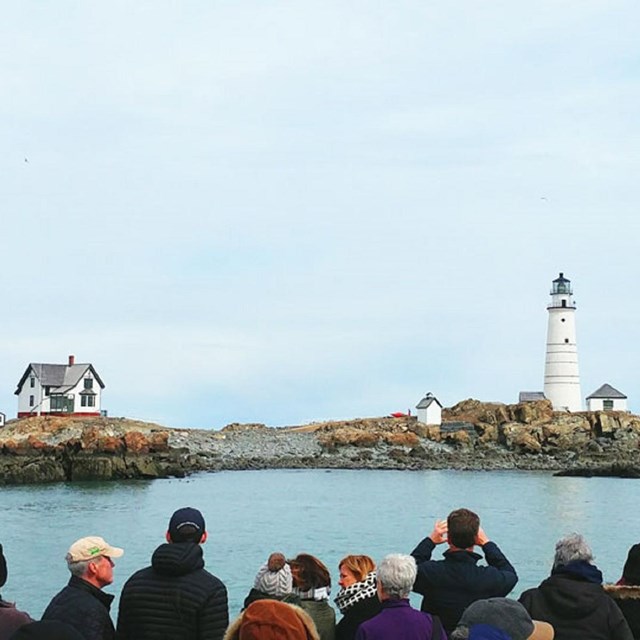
top-left (543, 272), bottom-right (582, 411)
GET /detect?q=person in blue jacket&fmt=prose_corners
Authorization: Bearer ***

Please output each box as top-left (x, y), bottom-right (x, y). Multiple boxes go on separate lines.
top-left (411, 508), bottom-right (517, 634)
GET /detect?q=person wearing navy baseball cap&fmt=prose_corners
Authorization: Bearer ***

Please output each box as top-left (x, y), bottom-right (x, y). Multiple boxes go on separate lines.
top-left (117, 507), bottom-right (228, 640)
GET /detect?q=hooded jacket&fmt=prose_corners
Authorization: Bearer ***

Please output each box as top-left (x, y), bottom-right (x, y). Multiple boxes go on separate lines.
top-left (116, 542), bottom-right (228, 640)
top-left (519, 561), bottom-right (633, 640)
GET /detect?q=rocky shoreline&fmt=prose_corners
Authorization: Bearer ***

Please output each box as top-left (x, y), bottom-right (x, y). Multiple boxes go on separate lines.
top-left (1, 399), bottom-right (640, 484)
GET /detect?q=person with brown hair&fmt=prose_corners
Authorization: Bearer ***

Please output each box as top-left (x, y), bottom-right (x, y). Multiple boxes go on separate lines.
top-left (289, 554), bottom-right (336, 640)
top-left (334, 555), bottom-right (381, 640)
top-left (411, 508), bottom-right (517, 634)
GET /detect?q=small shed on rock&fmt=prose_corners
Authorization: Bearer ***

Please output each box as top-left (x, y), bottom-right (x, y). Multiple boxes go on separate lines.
top-left (0, 412), bottom-right (5, 427)
top-left (416, 392), bottom-right (442, 426)
top-left (519, 392), bottom-right (546, 403)
top-left (586, 383), bottom-right (627, 412)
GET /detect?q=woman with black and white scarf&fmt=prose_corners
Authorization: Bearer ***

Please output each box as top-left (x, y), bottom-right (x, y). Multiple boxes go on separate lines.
top-left (334, 555), bottom-right (381, 640)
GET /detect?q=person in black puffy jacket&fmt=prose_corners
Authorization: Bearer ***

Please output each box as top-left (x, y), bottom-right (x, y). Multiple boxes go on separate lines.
top-left (116, 507), bottom-right (228, 640)
top-left (42, 536), bottom-right (124, 640)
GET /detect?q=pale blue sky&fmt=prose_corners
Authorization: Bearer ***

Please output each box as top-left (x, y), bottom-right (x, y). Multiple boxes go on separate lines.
top-left (2, 1), bottom-right (639, 427)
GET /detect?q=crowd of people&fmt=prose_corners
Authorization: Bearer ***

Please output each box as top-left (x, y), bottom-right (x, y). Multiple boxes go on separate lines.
top-left (1, 506), bottom-right (639, 640)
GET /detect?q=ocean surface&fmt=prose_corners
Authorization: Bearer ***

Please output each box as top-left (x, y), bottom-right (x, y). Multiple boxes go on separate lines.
top-left (0, 469), bottom-right (638, 620)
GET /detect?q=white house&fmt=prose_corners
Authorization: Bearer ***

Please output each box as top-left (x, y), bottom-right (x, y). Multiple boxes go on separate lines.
top-left (416, 392), bottom-right (442, 426)
top-left (586, 383), bottom-right (628, 412)
top-left (14, 355), bottom-right (105, 418)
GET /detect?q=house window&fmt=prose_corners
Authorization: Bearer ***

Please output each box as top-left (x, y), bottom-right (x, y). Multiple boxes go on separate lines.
top-left (84, 378), bottom-right (93, 390)
top-left (51, 395), bottom-right (65, 411)
top-left (30, 376), bottom-right (35, 388)
top-left (44, 386), bottom-right (50, 396)
top-left (81, 395), bottom-right (95, 408)
top-left (603, 399), bottom-right (614, 411)
top-left (29, 395), bottom-right (34, 407)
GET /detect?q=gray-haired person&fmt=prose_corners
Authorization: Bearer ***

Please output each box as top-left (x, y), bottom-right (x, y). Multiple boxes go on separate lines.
top-left (42, 536), bottom-right (123, 640)
top-left (355, 554), bottom-right (444, 640)
top-left (519, 533), bottom-right (632, 640)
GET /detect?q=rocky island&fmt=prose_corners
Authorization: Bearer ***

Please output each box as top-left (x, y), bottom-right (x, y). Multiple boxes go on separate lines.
top-left (1, 399), bottom-right (640, 484)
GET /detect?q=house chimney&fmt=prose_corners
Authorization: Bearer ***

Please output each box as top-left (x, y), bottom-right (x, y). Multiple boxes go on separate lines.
top-left (68, 355), bottom-right (75, 366)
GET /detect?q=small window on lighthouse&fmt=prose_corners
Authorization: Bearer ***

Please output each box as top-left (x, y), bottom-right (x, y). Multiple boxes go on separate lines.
top-left (561, 300), bottom-right (567, 308)
top-left (564, 338), bottom-right (569, 343)
top-left (561, 318), bottom-right (565, 323)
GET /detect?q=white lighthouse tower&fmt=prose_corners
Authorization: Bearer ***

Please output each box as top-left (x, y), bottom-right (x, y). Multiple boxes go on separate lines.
top-left (543, 272), bottom-right (582, 411)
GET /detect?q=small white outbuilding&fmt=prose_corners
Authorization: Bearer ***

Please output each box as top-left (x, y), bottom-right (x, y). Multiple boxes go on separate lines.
top-left (586, 383), bottom-right (628, 412)
top-left (416, 392), bottom-right (443, 426)
top-left (0, 412), bottom-right (5, 427)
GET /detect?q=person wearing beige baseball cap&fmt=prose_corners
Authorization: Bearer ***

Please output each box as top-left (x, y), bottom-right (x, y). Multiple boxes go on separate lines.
top-left (41, 536), bottom-right (123, 640)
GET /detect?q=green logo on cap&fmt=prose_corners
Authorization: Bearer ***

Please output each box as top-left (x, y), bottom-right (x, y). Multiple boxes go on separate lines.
top-left (89, 546), bottom-right (101, 555)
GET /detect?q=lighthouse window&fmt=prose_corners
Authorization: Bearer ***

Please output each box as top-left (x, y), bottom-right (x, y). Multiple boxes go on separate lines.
top-left (564, 338), bottom-right (569, 343)
top-left (561, 318), bottom-right (565, 322)
top-left (561, 300), bottom-right (567, 308)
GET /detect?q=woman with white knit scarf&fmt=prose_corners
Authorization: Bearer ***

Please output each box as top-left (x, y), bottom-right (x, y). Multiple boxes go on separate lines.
top-left (334, 555), bottom-right (381, 640)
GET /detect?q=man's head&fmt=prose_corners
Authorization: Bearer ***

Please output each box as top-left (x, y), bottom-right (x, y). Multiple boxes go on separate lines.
top-left (376, 554), bottom-right (416, 601)
top-left (65, 536), bottom-right (123, 589)
top-left (167, 507), bottom-right (207, 544)
top-left (448, 508), bottom-right (480, 550)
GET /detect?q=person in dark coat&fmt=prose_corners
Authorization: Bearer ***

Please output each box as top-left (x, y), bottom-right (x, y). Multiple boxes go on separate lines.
top-left (334, 555), bottom-right (381, 640)
top-left (116, 506), bottom-right (228, 640)
top-left (411, 508), bottom-right (517, 634)
top-left (355, 554), bottom-right (443, 640)
top-left (42, 536), bottom-right (124, 640)
top-left (605, 543), bottom-right (640, 640)
top-left (519, 533), bottom-right (633, 640)
top-left (9, 621), bottom-right (84, 640)
top-left (0, 544), bottom-right (32, 640)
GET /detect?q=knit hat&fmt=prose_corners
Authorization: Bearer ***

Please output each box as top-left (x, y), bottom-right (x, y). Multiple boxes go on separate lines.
top-left (0, 543), bottom-right (7, 588)
top-left (622, 544), bottom-right (640, 585)
top-left (9, 621), bottom-right (85, 640)
top-left (458, 598), bottom-right (554, 640)
top-left (224, 600), bottom-right (320, 640)
top-left (254, 553), bottom-right (293, 597)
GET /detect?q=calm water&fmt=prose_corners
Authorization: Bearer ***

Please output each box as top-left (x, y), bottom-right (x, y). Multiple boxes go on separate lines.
top-left (0, 469), bottom-right (638, 620)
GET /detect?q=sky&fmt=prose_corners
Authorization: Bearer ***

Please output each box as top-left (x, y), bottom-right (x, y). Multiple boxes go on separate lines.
top-left (1, 1), bottom-right (639, 428)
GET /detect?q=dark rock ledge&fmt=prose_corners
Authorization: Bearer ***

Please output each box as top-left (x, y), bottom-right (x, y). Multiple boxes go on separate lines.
top-left (1, 399), bottom-right (640, 485)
